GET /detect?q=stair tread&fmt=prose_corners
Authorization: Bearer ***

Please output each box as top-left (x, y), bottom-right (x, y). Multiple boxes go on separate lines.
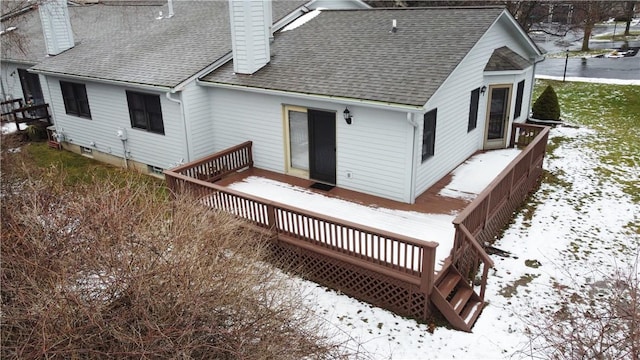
top-left (460, 299), bottom-right (483, 327)
top-left (437, 271), bottom-right (461, 297)
top-left (451, 287), bottom-right (473, 314)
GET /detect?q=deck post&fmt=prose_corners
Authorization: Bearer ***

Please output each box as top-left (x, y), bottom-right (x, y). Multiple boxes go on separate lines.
top-left (247, 141), bottom-right (254, 168)
top-left (479, 262), bottom-right (490, 300)
top-left (419, 245), bottom-right (436, 295)
top-left (266, 202), bottom-right (277, 238)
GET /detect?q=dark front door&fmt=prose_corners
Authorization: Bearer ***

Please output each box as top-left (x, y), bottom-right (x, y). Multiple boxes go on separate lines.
top-left (308, 109), bottom-right (336, 184)
top-left (484, 85), bottom-right (511, 149)
top-left (18, 69), bottom-right (44, 105)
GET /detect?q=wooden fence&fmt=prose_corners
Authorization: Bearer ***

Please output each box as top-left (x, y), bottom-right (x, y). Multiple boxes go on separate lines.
top-left (450, 123), bottom-right (549, 298)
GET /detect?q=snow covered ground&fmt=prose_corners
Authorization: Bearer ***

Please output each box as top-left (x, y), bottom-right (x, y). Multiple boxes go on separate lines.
top-left (288, 123), bottom-right (638, 359)
top-left (229, 81), bottom-right (638, 358)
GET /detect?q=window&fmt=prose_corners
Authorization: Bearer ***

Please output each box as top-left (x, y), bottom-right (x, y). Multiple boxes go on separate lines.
top-left (468, 88), bottom-right (480, 132)
top-left (80, 146), bottom-right (93, 155)
top-left (514, 80), bottom-right (525, 119)
top-left (126, 91), bottom-right (164, 134)
top-left (60, 81), bottom-right (91, 118)
top-left (422, 109), bottom-right (437, 162)
top-left (147, 165), bottom-right (164, 176)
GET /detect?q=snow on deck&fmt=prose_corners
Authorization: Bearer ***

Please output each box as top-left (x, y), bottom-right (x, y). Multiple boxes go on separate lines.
top-left (228, 149), bottom-right (521, 271)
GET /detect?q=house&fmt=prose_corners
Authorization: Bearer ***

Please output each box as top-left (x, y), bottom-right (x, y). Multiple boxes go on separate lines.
top-left (199, 6), bottom-right (544, 203)
top-left (1, 0), bottom-right (542, 204)
top-left (1, 0), bottom-right (369, 172)
top-left (1, 0), bottom-right (548, 332)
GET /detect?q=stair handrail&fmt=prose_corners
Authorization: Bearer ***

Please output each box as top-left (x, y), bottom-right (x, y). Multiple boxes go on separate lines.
top-left (457, 223), bottom-right (494, 267)
top-left (452, 222), bottom-right (493, 300)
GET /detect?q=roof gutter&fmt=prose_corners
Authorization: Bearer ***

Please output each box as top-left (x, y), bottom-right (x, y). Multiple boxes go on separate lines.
top-left (2, 59), bottom-right (38, 66)
top-left (196, 80), bottom-right (424, 112)
top-left (28, 69), bottom-right (173, 93)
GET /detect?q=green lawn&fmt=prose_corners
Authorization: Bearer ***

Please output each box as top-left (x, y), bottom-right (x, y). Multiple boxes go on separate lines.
top-left (533, 80), bottom-right (640, 203)
top-left (15, 141), bottom-right (166, 196)
top-left (593, 30), bottom-right (640, 41)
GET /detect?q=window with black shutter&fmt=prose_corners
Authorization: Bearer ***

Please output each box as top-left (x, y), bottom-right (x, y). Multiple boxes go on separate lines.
top-left (422, 109), bottom-right (437, 162)
top-left (60, 81), bottom-right (91, 119)
top-left (468, 88), bottom-right (480, 132)
top-left (126, 91), bottom-right (164, 135)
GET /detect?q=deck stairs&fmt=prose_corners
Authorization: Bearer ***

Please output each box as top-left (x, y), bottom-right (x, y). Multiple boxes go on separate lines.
top-left (430, 264), bottom-right (484, 332)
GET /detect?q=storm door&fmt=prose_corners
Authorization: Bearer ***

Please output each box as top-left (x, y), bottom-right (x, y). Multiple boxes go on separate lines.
top-left (18, 69), bottom-right (44, 105)
top-left (308, 109), bottom-right (336, 184)
top-left (285, 106), bottom-right (336, 184)
top-left (484, 85), bottom-right (512, 149)
top-left (18, 69), bottom-right (47, 117)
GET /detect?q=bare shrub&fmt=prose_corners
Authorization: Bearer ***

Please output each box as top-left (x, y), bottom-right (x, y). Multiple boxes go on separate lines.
top-left (522, 253), bottom-right (640, 360)
top-left (1, 156), bottom-right (348, 359)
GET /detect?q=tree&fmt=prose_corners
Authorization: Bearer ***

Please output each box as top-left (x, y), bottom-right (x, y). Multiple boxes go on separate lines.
top-left (624, 1), bottom-right (636, 36)
top-left (0, 0), bottom-right (33, 57)
top-left (572, 1), bottom-right (616, 51)
top-left (504, 1), bottom-right (546, 32)
top-left (532, 85), bottom-right (561, 121)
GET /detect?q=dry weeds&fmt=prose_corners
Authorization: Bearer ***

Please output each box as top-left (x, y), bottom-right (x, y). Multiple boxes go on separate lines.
top-left (1, 139), bottom-right (349, 359)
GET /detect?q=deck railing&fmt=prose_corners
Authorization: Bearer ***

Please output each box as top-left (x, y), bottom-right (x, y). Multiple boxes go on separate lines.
top-left (168, 141), bottom-right (253, 183)
top-left (164, 144), bottom-right (439, 319)
top-left (164, 124), bottom-right (549, 322)
top-left (0, 98), bottom-right (52, 127)
top-left (451, 123), bottom-right (550, 299)
top-left (165, 170), bottom-right (438, 292)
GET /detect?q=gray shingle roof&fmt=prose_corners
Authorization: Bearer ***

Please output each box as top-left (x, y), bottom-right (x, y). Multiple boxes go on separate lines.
top-left (484, 46), bottom-right (531, 71)
top-left (201, 7), bottom-right (506, 107)
top-left (13, 0), bottom-right (306, 88)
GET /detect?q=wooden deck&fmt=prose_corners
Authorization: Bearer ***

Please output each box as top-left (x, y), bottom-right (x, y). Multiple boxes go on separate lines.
top-left (216, 168), bottom-right (470, 216)
top-left (164, 123), bottom-right (550, 332)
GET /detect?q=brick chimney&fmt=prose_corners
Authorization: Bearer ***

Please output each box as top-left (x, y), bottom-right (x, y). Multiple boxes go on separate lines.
top-left (228, 0), bottom-right (272, 74)
top-left (39, 0), bottom-right (75, 56)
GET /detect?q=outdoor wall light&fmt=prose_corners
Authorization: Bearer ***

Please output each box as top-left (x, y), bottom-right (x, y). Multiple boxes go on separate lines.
top-left (343, 108), bottom-right (352, 125)
top-left (480, 85), bottom-right (487, 95)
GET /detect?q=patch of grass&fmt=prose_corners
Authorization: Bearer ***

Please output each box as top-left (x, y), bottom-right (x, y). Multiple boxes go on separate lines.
top-left (20, 142), bottom-right (167, 198)
top-left (593, 30), bottom-right (640, 41)
top-left (545, 49), bottom-right (610, 59)
top-left (534, 80), bottom-right (640, 203)
top-left (499, 273), bottom-right (540, 298)
top-left (525, 259), bottom-right (542, 268)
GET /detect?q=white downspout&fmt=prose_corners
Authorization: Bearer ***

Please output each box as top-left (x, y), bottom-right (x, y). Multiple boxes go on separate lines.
top-left (529, 55), bottom-right (545, 118)
top-left (167, 0), bottom-right (174, 18)
top-left (165, 91), bottom-right (190, 163)
top-left (407, 112), bottom-right (419, 204)
top-left (121, 139), bottom-right (128, 169)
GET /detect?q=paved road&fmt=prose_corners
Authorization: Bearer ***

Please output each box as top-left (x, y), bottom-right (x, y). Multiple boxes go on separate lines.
top-left (536, 55), bottom-right (640, 80)
top-left (531, 21), bottom-right (640, 80)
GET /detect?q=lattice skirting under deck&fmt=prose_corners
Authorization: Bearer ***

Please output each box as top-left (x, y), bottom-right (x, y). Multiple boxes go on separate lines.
top-left (267, 241), bottom-right (432, 322)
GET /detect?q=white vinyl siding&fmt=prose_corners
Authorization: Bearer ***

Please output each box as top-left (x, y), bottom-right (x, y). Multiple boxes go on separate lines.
top-left (45, 76), bottom-right (186, 168)
top-left (209, 88), bottom-right (414, 202)
top-left (414, 14), bottom-right (537, 196)
top-left (0, 62), bottom-right (27, 101)
top-left (182, 82), bottom-right (213, 160)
